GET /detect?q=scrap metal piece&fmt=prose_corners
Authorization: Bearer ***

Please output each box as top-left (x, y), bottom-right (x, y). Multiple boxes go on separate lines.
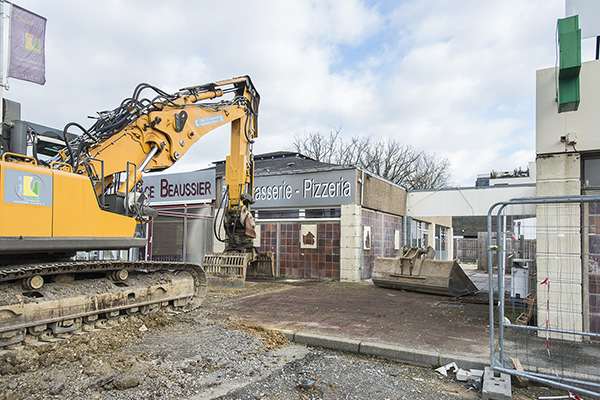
top-left (297, 379), bottom-right (316, 389)
top-left (435, 362), bottom-right (459, 377)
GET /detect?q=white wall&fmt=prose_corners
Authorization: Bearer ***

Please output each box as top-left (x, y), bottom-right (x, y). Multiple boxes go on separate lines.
top-left (537, 60), bottom-right (600, 155)
top-left (406, 184), bottom-right (537, 218)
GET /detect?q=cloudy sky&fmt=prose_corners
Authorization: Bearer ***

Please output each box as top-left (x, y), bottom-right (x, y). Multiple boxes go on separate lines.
top-left (1, 0), bottom-right (596, 186)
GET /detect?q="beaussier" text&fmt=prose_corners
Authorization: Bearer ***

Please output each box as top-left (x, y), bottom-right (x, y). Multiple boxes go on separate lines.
top-left (144, 179), bottom-right (211, 199)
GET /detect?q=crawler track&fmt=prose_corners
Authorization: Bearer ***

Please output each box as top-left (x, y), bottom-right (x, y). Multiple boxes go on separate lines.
top-left (0, 260), bottom-right (207, 348)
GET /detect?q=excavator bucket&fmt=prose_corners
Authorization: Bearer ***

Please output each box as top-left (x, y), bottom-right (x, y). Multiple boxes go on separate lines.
top-left (372, 246), bottom-right (478, 297)
top-left (203, 251), bottom-right (275, 288)
top-left (246, 251), bottom-right (276, 279)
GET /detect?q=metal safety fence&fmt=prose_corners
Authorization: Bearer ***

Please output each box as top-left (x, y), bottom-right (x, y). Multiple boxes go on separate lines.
top-left (488, 195), bottom-right (600, 398)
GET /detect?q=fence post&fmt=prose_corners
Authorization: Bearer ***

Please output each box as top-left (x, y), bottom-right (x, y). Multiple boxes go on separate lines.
top-left (478, 232), bottom-right (488, 271)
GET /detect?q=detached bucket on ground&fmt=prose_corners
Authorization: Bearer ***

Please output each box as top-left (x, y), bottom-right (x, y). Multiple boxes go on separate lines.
top-left (372, 246), bottom-right (478, 297)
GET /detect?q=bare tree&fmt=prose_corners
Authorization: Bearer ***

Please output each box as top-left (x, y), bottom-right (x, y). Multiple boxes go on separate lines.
top-left (292, 128), bottom-right (341, 164)
top-left (291, 130), bottom-right (452, 190)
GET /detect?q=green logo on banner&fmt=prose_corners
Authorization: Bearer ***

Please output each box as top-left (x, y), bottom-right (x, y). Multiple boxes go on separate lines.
top-left (23, 176), bottom-right (40, 199)
top-left (25, 33), bottom-right (42, 53)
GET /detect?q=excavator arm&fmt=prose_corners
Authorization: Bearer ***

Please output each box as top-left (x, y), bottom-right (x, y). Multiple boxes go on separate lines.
top-left (53, 75), bottom-right (272, 285)
top-left (54, 76), bottom-right (259, 223)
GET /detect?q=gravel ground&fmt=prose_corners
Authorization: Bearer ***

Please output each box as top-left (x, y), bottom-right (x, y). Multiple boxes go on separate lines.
top-left (218, 347), bottom-right (481, 400)
top-left (0, 282), bottom-right (572, 400)
top-left (216, 347), bottom-right (572, 400)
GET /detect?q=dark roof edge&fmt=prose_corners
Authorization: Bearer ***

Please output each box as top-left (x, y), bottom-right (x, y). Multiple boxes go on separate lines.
top-left (213, 151), bottom-right (321, 165)
top-left (408, 183), bottom-right (537, 193)
top-left (254, 164), bottom-right (356, 176)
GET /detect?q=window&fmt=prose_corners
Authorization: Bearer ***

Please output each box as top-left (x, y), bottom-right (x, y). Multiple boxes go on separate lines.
top-left (256, 210), bottom-right (300, 219)
top-left (256, 208), bottom-right (341, 220)
top-left (583, 156), bottom-right (600, 188)
top-left (305, 208), bottom-right (341, 218)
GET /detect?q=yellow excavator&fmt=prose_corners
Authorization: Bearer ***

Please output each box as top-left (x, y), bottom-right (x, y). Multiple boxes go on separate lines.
top-left (0, 76), bottom-right (272, 348)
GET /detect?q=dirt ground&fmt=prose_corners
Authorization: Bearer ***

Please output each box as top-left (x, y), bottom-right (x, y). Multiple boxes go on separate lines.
top-left (209, 279), bottom-right (491, 358)
top-left (0, 280), bottom-right (572, 399)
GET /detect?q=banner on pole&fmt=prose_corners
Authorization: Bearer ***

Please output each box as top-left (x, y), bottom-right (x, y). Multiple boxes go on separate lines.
top-left (8, 4), bottom-right (47, 85)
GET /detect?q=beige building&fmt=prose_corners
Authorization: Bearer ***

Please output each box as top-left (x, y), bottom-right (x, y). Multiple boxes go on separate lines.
top-left (536, 59), bottom-right (600, 339)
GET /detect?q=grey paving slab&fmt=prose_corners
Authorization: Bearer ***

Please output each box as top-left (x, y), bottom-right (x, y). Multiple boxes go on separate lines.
top-left (359, 341), bottom-right (439, 368)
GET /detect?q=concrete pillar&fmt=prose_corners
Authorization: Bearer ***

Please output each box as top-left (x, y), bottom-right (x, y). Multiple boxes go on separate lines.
top-left (448, 227), bottom-right (454, 260)
top-left (536, 153), bottom-right (582, 339)
top-left (340, 204), bottom-right (362, 282)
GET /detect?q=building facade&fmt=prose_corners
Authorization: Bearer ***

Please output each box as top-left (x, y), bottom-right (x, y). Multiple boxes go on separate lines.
top-left (213, 152), bottom-right (415, 281)
top-left (138, 152), bottom-right (453, 282)
top-left (536, 59), bottom-right (600, 339)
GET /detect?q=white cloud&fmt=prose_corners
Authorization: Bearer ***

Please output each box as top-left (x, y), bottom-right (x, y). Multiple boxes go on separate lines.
top-left (3, 0), bottom-right (568, 186)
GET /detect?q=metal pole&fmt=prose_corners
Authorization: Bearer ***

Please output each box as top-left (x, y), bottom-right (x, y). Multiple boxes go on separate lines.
top-left (487, 204), bottom-right (498, 367)
top-left (494, 366), bottom-right (600, 398)
top-left (0, 1), bottom-right (5, 131)
top-left (0, 1), bottom-right (12, 118)
top-left (497, 207), bottom-right (506, 367)
top-left (182, 204), bottom-right (187, 262)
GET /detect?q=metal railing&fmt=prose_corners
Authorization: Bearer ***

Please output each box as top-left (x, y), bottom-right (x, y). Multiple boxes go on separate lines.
top-left (488, 195), bottom-right (600, 398)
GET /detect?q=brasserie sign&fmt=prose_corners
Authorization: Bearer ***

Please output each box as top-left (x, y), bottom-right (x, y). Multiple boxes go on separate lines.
top-left (141, 168), bottom-right (356, 208)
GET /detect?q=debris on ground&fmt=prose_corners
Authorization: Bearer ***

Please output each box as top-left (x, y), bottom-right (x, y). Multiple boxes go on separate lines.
top-left (435, 361), bottom-right (459, 377)
top-left (226, 320), bottom-right (289, 351)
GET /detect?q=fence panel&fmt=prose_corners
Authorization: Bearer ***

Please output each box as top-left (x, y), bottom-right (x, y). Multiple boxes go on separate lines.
top-left (455, 233), bottom-right (536, 271)
top-left (453, 238), bottom-right (478, 263)
top-left (488, 196), bottom-right (600, 398)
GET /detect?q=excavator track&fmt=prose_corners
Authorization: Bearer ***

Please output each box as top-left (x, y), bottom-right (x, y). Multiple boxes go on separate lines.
top-left (0, 260), bottom-right (207, 348)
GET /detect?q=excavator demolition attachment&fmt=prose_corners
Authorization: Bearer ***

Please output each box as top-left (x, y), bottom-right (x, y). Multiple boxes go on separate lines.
top-left (203, 251), bottom-right (275, 288)
top-left (372, 246), bottom-right (478, 297)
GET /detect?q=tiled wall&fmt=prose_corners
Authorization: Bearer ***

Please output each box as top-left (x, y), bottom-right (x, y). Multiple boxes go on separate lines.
top-left (256, 209), bottom-right (401, 281)
top-left (588, 202), bottom-right (600, 341)
top-left (361, 209), bottom-right (402, 278)
top-left (257, 222), bottom-right (341, 280)
top-left (258, 223), bottom-right (278, 255)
